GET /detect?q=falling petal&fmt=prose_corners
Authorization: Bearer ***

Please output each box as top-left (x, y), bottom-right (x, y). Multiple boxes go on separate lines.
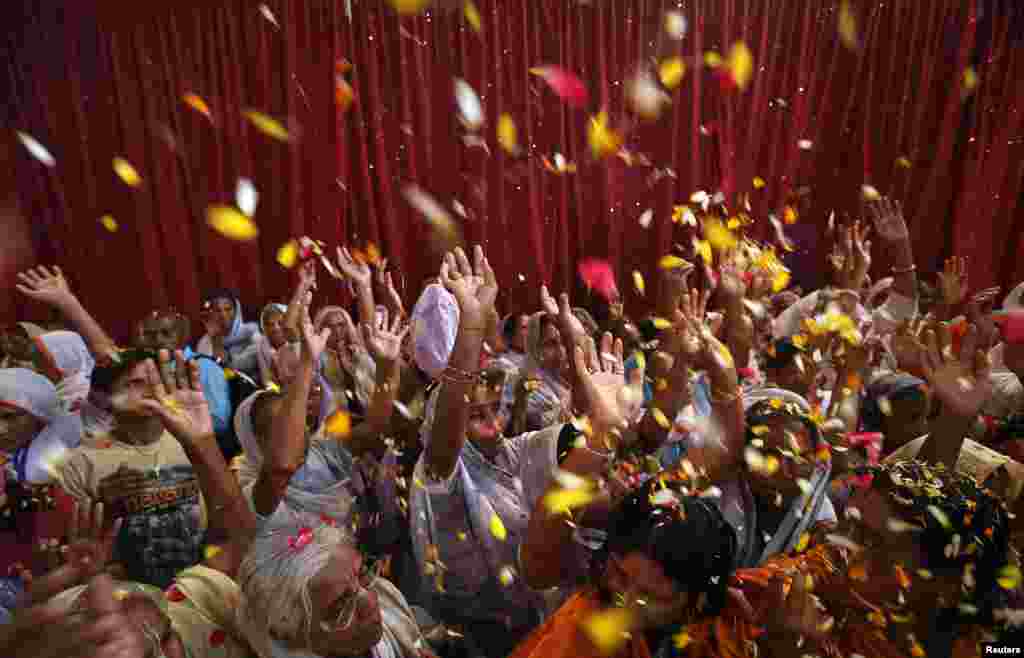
top-left (798, 139), bottom-right (813, 150)
top-left (704, 52), bottom-right (723, 68)
top-left (236, 178), bottom-right (259, 217)
top-left (530, 66), bottom-right (589, 108)
top-left (693, 238), bottom-right (712, 266)
top-left (183, 93), bottom-right (212, 118)
top-left (887, 518), bottom-right (921, 533)
top-left (497, 113), bottom-right (518, 154)
top-left (498, 565), bottom-right (515, 586)
top-left (543, 487), bottom-right (596, 514)
top-left (632, 271), bottom-right (645, 295)
top-left (704, 218), bottom-right (737, 251)
top-left (753, 176), bottom-right (766, 189)
top-left (999, 565), bottom-right (1022, 590)
top-left (113, 157), bottom-right (142, 187)
top-left (582, 607), bottom-right (636, 656)
top-left (388, 0), bottom-right (431, 15)
top-left (861, 184), bottom-right (881, 201)
top-left (664, 11), bottom-right (687, 40)
top-left (795, 532), bottom-right (810, 552)
top-left (206, 205), bottom-right (259, 242)
top-left (335, 77), bottom-right (356, 111)
top-left (204, 545), bottom-right (223, 560)
top-left (277, 240), bottom-right (300, 268)
top-left (454, 79), bottom-right (484, 131)
top-left (627, 72), bottom-right (670, 121)
top-left (673, 629), bottom-right (692, 650)
top-left (99, 215), bottom-right (118, 232)
top-left (659, 255), bottom-right (692, 271)
top-left (403, 185), bottom-right (457, 234)
top-left (727, 42), bottom-right (754, 90)
top-left (772, 270), bottom-right (791, 293)
top-left (638, 208), bottom-right (653, 229)
top-left (258, 4), bottom-right (279, 28)
top-left (783, 206), bottom-right (798, 224)
top-left (896, 156), bottom-right (912, 169)
top-left (16, 131), bottom-right (56, 167)
top-left (244, 110), bottom-right (290, 141)
top-left (962, 67), bottom-right (979, 97)
top-left (463, 1), bottom-right (482, 32)
top-left (658, 57), bottom-right (686, 90)
top-left (489, 513), bottom-right (507, 541)
top-left (838, 1), bottom-right (859, 50)
top-left (578, 259), bottom-right (619, 301)
top-left (825, 534), bottom-right (864, 552)
top-left (325, 410), bottom-right (352, 438)
top-left (587, 112), bottom-right (623, 159)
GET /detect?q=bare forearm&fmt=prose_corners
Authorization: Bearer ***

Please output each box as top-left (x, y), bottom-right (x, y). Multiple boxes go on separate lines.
top-left (355, 282), bottom-right (376, 332)
top-left (180, 435), bottom-right (256, 542)
top-left (268, 361), bottom-right (314, 472)
top-left (60, 297), bottom-right (117, 355)
top-left (424, 324), bottom-right (484, 478)
top-left (889, 239), bottom-right (917, 300)
top-left (366, 360), bottom-right (400, 431)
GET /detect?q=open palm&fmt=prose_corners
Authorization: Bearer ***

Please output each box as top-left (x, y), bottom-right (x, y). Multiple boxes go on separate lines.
top-left (138, 352), bottom-right (214, 444)
top-left (364, 311), bottom-right (410, 366)
top-left (918, 324), bottom-right (993, 418)
top-left (16, 265), bottom-right (76, 310)
top-left (336, 246), bottom-right (373, 288)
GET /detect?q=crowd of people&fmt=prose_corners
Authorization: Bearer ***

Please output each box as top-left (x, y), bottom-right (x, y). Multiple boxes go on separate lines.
top-left (2, 194), bottom-right (1024, 658)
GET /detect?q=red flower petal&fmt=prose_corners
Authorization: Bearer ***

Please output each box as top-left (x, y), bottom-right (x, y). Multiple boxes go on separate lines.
top-left (165, 586), bottom-right (186, 602)
top-left (578, 259), bottom-right (619, 302)
top-left (209, 629), bottom-right (226, 646)
top-left (531, 66), bottom-right (589, 109)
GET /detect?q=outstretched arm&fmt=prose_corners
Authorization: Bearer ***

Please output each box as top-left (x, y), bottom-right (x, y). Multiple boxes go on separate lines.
top-left (16, 266), bottom-right (117, 358)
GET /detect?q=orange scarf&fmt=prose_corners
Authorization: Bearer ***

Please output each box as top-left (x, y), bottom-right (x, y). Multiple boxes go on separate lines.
top-left (507, 590), bottom-right (652, 658)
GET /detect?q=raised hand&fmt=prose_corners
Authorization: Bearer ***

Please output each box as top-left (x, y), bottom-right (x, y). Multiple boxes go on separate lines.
top-left (866, 197), bottom-right (910, 243)
top-left (572, 336), bottom-right (628, 446)
top-left (918, 322), bottom-right (993, 419)
top-left (15, 265), bottom-right (77, 310)
top-left (718, 263), bottom-right (748, 305)
top-left (540, 285), bottom-right (559, 316)
top-left (137, 350), bottom-right (215, 444)
top-left (938, 256), bottom-right (968, 308)
top-left (336, 246), bottom-right (373, 289)
top-left (299, 304), bottom-right (331, 364)
top-left (60, 500), bottom-right (123, 576)
top-left (363, 309), bottom-right (411, 368)
top-left (3, 569), bottom-right (150, 658)
top-left (439, 245), bottom-right (498, 323)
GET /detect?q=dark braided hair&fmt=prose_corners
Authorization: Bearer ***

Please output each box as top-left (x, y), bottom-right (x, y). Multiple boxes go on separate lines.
top-left (597, 479), bottom-right (737, 616)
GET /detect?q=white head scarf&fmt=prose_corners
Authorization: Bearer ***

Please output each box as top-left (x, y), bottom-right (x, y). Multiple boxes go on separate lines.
top-left (0, 368), bottom-right (78, 483)
top-left (410, 284), bottom-right (459, 379)
top-left (34, 331), bottom-right (95, 414)
top-left (1005, 281), bottom-right (1024, 311)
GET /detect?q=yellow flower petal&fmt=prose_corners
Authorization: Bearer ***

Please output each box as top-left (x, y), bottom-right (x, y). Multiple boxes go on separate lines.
top-left (963, 67), bottom-right (979, 96)
top-left (752, 176), bottom-right (766, 189)
top-left (704, 218), bottom-right (737, 251)
top-left (582, 607), bottom-right (636, 656)
top-left (632, 271), bottom-right (645, 295)
top-left (497, 113), bottom-right (517, 154)
top-left (727, 42), bottom-right (754, 90)
top-left (658, 255), bottom-right (692, 271)
top-left (206, 205), bottom-right (259, 242)
top-left (489, 513), bottom-right (507, 541)
top-left (651, 407), bottom-right (671, 429)
top-left (998, 565), bottom-right (1021, 590)
top-left (897, 156), bottom-right (913, 169)
top-left (751, 425), bottom-right (771, 436)
top-left (796, 531), bottom-right (810, 552)
top-left (587, 112), bottom-right (623, 160)
top-left (543, 487), bottom-right (596, 515)
top-left (99, 215), bottom-right (118, 233)
top-left (861, 184), bottom-right (881, 201)
top-left (244, 110), bottom-right (290, 141)
top-left (772, 270), bottom-right (791, 293)
top-left (726, 217), bottom-right (741, 230)
top-left (204, 545), bottom-right (223, 560)
top-left (325, 410), bottom-right (352, 439)
top-left (658, 57), bottom-right (686, 90)
top-left (673, 629), bottom-right (692, 650)
top-left (783, 205), bottom-right (798, 225)
top-left (838, 1), bottom-right (859, 50)
top-left (463, 1), bottom-right (482, 32)
top-left (277, 240), bottom-right (300, 268)
top-left (387, 0), bottom-right (431, 15)
top-left (704, 51), bottom-right (723, 68)
top-left (183, 93), bottom-right (211, 118)
top-left (113, 157), bottom-right (142, 187)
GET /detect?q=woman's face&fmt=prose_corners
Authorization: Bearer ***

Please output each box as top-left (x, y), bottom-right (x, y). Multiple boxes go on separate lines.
top-left (321, 312), bottom-right (349, 353)
top-left (605, 552), bottom-right (690, 631)
top-left (0, 406), bottom-right (44, 453)
top-left (0, 329), bottom-right (34, 363)
top-left (747, 415), bottom-right (816, 501)
top-left (880, 390), bottom-right (931, 454)
top-left (138, 314), bottom-right (185, 352)
top-left (539, 322), bottom-right (567, 373)
top-left (213, 299), bottom-right (236, 332)
top-left (263, 310), bottom-right (288, 350)
top-left (467, 399), bottom-right (508, 448)
top-left (307, 544), bottom-right (383, 657)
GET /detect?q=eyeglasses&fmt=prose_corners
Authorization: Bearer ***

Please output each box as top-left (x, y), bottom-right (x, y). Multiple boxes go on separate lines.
top-left (324, 560), bottom-right (381, 632)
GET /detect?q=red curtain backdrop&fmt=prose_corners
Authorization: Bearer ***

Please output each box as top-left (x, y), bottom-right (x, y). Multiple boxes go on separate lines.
top-left (4, 0), bottom-right (1023, 341)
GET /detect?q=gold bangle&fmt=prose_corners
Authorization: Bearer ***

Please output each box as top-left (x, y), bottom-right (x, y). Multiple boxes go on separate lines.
top-left (461, 326), bottom-right (487, 332)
